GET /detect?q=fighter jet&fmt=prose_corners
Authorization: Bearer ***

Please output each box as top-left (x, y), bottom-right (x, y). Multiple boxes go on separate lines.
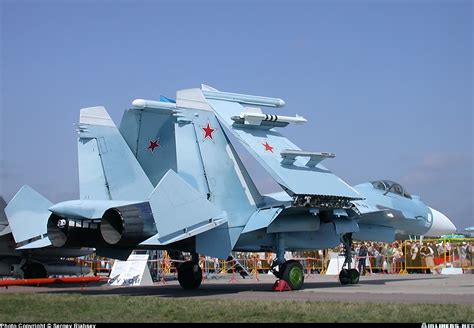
top-left (0, 196), bottom-right (92, 278)
top-left (5, 85), bottom-right (456, 289)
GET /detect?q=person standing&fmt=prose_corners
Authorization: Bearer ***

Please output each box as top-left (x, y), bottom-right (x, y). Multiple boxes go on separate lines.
top-left (393, 243), bottom-right (403, 273)
top-left (386, 244), bottom-right (395, 273)
top-left (358, 243), bottom-right (368, 275)
top-left (411, 242), bottom-right (421, 273)
top-left (420, 243), bottom-right (434, 273)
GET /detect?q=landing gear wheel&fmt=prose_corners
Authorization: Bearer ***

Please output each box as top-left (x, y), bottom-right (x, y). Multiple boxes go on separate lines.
top-left (23, 263), bottom-right (47, 279)
top-left (177, 261), bottom-right (202, 290)
top-left (339, 269), bottom-right (351, 285)
top-left (349, 268), bottom-right (360, 284)
top-left (281, 260), bottom-right (304, 290)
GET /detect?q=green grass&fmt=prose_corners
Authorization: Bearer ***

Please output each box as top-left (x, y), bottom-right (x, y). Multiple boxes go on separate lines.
top-left (0, 294), bottom-right (472, 323)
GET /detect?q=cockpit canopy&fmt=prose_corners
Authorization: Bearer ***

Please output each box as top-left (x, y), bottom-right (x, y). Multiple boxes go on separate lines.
top-left (371, 180), bottom-right (412, 199)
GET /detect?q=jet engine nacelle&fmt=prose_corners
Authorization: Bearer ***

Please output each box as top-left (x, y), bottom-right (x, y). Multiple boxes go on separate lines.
top-left (47, 214), bottom-right (104, 248)
top-left (47, 201), bottom-right (157, 248)
top-left (100, 203), bottom-right (157, 246)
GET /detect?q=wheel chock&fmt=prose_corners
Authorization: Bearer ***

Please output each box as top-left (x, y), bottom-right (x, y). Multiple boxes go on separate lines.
top-left (272, 279), bottom-right (292, 291)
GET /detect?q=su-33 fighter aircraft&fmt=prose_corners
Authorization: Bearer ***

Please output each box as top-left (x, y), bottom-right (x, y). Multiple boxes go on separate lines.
top-left (5, 85), bottom-right (456, 290)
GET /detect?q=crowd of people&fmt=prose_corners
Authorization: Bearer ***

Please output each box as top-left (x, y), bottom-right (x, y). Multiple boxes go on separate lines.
top-left (209, 239), bottom-right (472, 276)
top-left (339, 240), bottom-right (473, 274)
top-left (87, 239), bottom-right (473, 277)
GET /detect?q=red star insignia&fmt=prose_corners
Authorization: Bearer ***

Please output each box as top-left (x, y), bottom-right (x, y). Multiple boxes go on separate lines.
top-left (262, 142), bottom-right (274, 153)
top-left (202, 122), bottom-right (216, 140)
top-left (147, 139), bottom-right (160, 152)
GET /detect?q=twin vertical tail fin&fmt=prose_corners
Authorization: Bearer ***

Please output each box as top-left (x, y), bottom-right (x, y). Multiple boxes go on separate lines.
top-left (78, 106), bottom-right (154, 200)
top-left (119, 102), bottom-right (178, 187)
top-left (77, 105), bottom-right (231, 258)
top-left (114, 89), bottom-right (264, 258)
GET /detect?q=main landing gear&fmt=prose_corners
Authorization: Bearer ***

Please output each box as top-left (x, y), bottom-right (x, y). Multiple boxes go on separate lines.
top-left (177, 253), bottom-right (202, 290)
top-left (272, 234), bottom-right (304, 290)
top-left (273, 260), bottom-right (304, 290)
top-left (339, 233), bottom-right (360, 285)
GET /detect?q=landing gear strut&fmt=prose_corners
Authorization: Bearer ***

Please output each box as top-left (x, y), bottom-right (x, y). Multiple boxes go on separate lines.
top-left (339, 233), bottom-right (359, 285)
top-left (271, 234), bottom-right (304, 290)
top-left (177, 253), bottom-right (202, 290)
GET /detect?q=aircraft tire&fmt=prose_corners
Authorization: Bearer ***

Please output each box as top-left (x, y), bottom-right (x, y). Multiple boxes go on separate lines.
top-left (349, 268), bottom-right (360, 284)
top-left (23, 263), bottom-right (47, 279)
top-left (339, 269), bottom-right (351, 285)
top-left (281, 260), bottom-right (304, 290)
top-left (177, 261), bottom-right (202, 290)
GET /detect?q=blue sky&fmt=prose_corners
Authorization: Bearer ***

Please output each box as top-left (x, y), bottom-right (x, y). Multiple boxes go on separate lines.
top-left (1, 0), bottom-right (472, 229)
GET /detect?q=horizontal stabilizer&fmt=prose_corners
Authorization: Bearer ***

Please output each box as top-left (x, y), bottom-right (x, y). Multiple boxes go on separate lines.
top-left (5, 186), bottom-right (52, 245)
top-left (148, 170), bottom-right (227, 244)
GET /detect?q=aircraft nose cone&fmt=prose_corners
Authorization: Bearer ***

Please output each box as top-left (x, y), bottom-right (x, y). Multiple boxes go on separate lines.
top-left (425, 207), bottom-right (457, 237)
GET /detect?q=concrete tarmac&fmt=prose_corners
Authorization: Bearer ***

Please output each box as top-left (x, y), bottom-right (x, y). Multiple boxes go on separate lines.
top-left (1, 274), bottom-right (473, 304)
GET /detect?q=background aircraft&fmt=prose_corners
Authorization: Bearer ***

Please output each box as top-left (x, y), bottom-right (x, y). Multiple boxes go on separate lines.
top-left (5, 86), bottom-right (456, 289)
top-left (1, 196), bottom-right (92, 278)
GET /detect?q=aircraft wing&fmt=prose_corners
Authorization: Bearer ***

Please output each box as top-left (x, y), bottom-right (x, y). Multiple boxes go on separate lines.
top-left (204, 97), bottom-right (360, 199)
